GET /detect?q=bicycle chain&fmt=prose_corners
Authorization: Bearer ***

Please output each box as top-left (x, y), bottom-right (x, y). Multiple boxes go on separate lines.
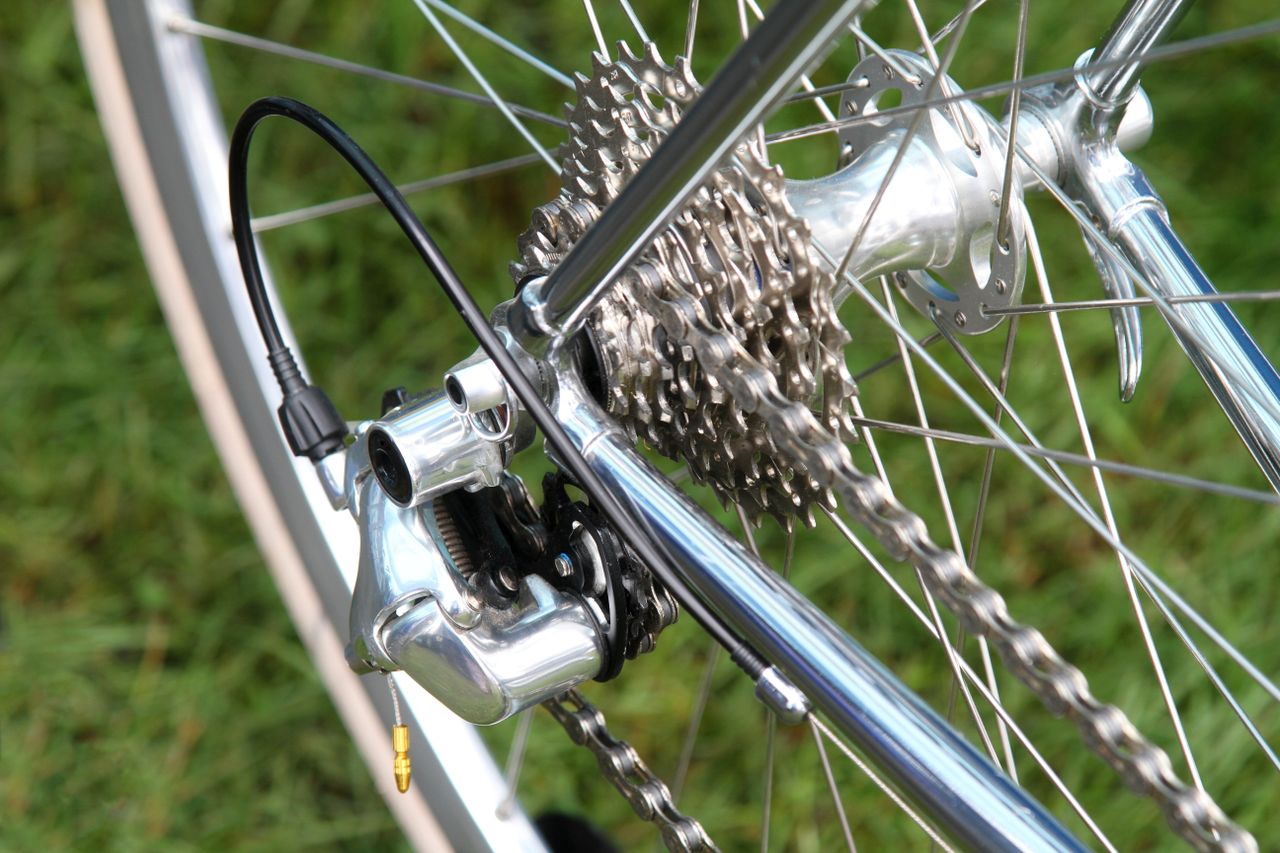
top-left (652, 257), bottom-right (1256, 852)
top-left (543, 689), bottom-right (719, 852)
top-left (518, 42), bottom-right (1254, 852)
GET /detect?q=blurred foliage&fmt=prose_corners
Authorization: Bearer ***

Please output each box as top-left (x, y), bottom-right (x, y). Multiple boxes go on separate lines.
top-left (3, 0), bottom-right (1279, 850)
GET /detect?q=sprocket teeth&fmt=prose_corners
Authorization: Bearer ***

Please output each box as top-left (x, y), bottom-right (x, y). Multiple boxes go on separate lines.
top-left (511, 44), bottom-right (857, 522)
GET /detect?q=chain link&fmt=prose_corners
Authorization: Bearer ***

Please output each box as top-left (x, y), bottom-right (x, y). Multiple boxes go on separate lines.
top-left (543, 689), bottom-right (719, 852)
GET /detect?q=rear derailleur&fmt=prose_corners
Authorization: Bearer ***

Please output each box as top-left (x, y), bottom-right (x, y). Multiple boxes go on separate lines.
top-left (325, 381), bottom-right (678, 726)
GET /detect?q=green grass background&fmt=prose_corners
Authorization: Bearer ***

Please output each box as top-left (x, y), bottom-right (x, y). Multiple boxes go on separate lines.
top-left (3, 1), bottom-right (1280, 850)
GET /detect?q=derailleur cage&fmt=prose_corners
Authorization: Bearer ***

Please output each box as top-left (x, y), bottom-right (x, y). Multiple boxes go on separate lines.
top-left (535, 473), bottom-right (679, 680)
top-left (481, 471), bottom-right (679, 682)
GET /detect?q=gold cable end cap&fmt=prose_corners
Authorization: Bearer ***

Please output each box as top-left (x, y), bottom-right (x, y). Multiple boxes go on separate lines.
top-left (392, 724), bottom-right (411, 793)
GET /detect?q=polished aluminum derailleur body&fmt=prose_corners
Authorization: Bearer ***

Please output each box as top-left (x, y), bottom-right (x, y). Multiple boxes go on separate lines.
top-left (319, 364), bottom-right (606, 726)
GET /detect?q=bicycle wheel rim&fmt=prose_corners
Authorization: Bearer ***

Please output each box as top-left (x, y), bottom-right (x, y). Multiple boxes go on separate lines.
top-left (73, 1), bottom-right (546, 849)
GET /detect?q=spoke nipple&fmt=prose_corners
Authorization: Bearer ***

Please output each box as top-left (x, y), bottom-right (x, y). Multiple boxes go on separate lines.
top-left (393, 724), bottom-right (412, 793)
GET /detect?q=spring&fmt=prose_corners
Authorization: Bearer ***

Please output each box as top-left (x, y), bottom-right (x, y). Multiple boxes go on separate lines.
top-left (433, 499), bottom-right (475, 579)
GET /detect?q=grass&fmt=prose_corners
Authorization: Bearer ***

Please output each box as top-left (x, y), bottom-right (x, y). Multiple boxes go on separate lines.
top-left (3, 0), bottom-right (1280, 850)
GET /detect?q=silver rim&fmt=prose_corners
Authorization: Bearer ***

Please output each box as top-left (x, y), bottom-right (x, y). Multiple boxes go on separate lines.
top-left (73, 0), bottom-right (545, 849)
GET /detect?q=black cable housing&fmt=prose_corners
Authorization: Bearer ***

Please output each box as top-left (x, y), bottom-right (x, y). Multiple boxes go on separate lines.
top-left (227, 96), bottom-right (766, 680)
top-left (229, 100), bottom-right (346, 462)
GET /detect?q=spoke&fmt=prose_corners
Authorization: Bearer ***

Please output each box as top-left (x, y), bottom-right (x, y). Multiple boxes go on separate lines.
top-left (851, 331), bottom-right (942, 382)
top-left (420, 0), bottom-right (573, 87)
top-left (735, 504), bottom-right (762, 557)
top-left (410, 0), bottom-right (559, 172)
top-left (166, 17), bottom-right (566, 129)
top-left (850, 395), bottom-right (893, 486)
top-left (793, 78), bottom-right (838, 124)
top-left (930, 290), bottom-right (1233, 511)
top-left (735, 0), bottom-right (769, 156)
top-left (782, 520), bottom-right (796, 581)
top-left (1138, 560), bottom-right (1280, 707)
top-left (811, 716), bottom-right (957, 852)
top-left (996, 0), bottom-right (1030, 246)
top-left (849, 395), bottom-right (1280, 726)
top-left (919, 291), bottom-right (1280, 755)
top-left (1131, 575), bottom-right (1280, 775)
top-left (986, 289), bottom-right (1280, 315)
top-left (671, 643), bottom-right (719, 805)
top-left (617, 0), bottom-right (650, 42)
top-left (743, 0), bottom-right (836, 123)
top-left (852, 13), bottom-right (867, 61)
top-left (815, 237), bottom-right (1280, 729)
top-left (916, 567), bottom-right (1002, 766)
top-left (772, 19), bottom-right (1280, 141)
top-left (809, 716), bottom-right (857, 852)
top-left (880, 285), bottom-right (961, 551)
top-left (880, 280), bottom-right (1005, 766)
top-left (983, 111), bottom-right (1280, 440)
top-left (761, 707), bottom-right (777, 853)
top-left (683, 0), bottom-right (700, 62)
top-left (850, 414), bottom-right (1280, 504)
top-left (760, 524), bottom-right (794, 853)
top-left (1026, 222), bottom-right (1207, 792)
top-left (823, 510), bottom-right (1115, 850)
top-left (903, 0), bottom-right (942, 69)
top-left (926, 0), bottom-right (994, 49)
top-left (831, 340), bottom-right (900, 497)
top-left (250, 153), bottom-right (541, 232)
top-left (581, 0), bottom-right (609, 56)
top-left (952, 0), bottom-right (1029, 781)
top-left (901, 0), bottom-right (978, 149)
top-left (833, 0), bottom-right (980, 284)
top-left (496, 708), bottom-right (534, 819)
top-left (846, 23), bottom-right (922, 85)
top-left (952, 314), bottom-right (1021, 781)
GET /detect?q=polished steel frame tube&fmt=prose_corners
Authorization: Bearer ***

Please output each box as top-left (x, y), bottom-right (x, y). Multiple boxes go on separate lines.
top-left (1074, 145), bottom-right (1280, 488)
top-left (551, 368), bottom-right (1083, 852)
top-left (1086, 0), bottom-right (1193, 111)
top-left (1069, 0), bottom-right (1280, 489)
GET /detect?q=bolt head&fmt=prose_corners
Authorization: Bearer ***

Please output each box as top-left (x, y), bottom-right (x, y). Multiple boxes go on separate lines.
top-left (554, 553), bottom-right (574, 578)
top-left (497, 566), bottom-right (520, 594)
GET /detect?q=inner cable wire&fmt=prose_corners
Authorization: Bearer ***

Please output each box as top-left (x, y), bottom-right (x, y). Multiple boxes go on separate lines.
top-left (227, 96), bottom-right (767, 680)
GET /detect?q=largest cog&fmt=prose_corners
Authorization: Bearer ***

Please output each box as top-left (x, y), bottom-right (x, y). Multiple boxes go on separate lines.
top-left (512, 42), bottom-right (856, 525)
